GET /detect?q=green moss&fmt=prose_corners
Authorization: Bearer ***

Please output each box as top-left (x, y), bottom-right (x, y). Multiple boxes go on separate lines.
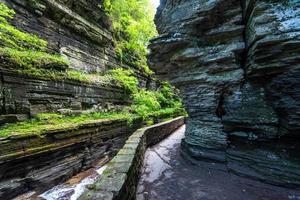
top-left (109, 68), bottom-right (139, 93)
top-left (66, 70), bottom-right (113, 85)
top-left (0, 106), bottom-right (186, 138)
top-left (0, 3), bottom-right (69, 77)
top-left (0, 47), bottom-right (69, 70)
top-left (0, 4), bottom-right (47, 51)
top-left (0, 111), bottom-right (135, 137)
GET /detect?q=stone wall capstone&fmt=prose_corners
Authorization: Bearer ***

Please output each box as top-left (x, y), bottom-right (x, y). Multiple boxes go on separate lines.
top-left (79, 116), bottom-right (185, 200)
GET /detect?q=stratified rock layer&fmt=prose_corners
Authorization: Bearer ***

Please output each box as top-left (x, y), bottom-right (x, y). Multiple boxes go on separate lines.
top-left (0, 118), bottom-right (142, 200)
top-left (149, 0), bottom-right (300, 187)
top-left (0, 0), bottom-right (155, 123)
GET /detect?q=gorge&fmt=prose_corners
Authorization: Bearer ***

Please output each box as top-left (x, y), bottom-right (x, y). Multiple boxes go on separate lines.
top-left (0, 0), bottom-right (299, 199)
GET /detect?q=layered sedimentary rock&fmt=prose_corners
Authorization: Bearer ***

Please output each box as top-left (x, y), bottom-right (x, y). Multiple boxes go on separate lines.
top-left (0, 1), bottom-right (157, 199)
top-left (4, 0), bottom-right (115, 73)
top-left (0, 118), bottom-right (142, 200)
top-left (149, 0), bottom-right (300, 187)
top-left (0, 0), bottom-right (154, 123)
top-left (0, 69), bottom-right (129, 124)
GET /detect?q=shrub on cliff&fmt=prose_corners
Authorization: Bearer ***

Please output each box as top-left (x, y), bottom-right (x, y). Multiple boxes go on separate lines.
top-left (103, 0), bottom-right (157, 74)
top-left (109, 68), bottom-right (139, 93)
top-left (109, 68), bottom-right (186, 120)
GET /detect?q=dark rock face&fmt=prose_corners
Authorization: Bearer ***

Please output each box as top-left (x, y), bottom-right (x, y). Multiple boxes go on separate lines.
top-left (0, 70), bottom-right (129, 120)
top-left (149, 0), bottom-right (300, 187)
top-left (0, 1), bottom-right (158, 198)
top-left (4, 0), bottom-right (115, 73)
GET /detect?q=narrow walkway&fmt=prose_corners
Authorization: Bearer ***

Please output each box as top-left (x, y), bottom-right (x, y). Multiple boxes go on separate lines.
top-left (137, 125), bottom-right (300, 200)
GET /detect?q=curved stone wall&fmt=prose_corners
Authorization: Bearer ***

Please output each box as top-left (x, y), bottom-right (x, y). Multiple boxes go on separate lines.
top-left (79, 116), bottom-right (185, 200)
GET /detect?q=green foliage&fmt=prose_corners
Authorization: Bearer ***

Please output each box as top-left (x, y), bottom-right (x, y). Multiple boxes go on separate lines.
top-left (108, 68), bottom-right (186, 120)
top-left (131, 89), bottom-right (161, 119)
top-left (0, 67), bottom-right (186, 137)
top-left (0, 3), bottom-right (47, 51)
top-left (105, 0), bottom-right (157, 74)
top-left (0, 111), bottom-right (135, 137)
top-left (156, 81), bottom-right (182, 108)
top-left (0, 47), bottom-right (69, 70)
top-left (109, 68), bottom-right (139, 93)
top-left (0, 3), bottom-right (15, 20)
top-left (0, 3), bottom-right (69, 75)
top-left (103, 0), bottom-right (112, 12)
top-left (67, 70), bottom-right (113, 85)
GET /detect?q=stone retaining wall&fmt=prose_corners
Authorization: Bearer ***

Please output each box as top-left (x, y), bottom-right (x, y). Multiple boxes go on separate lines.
top-left (79, 116), bottom-right (185, 200)
top-left (0, 117), bottom-right (143, 200)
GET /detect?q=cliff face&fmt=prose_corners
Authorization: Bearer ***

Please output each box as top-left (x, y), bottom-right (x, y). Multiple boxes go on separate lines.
top-left (0, 0), bottom-right (153, 124)
top-left (5, 0), bottom-right (115, 73)
top-left (0, 1), bottom-right (160, 198)
top-left (149, 0), bottom-right (300, 187)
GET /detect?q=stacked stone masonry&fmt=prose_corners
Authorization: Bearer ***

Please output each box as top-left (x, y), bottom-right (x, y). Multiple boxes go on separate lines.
top-left (79, 116), bottom-right (185, 200)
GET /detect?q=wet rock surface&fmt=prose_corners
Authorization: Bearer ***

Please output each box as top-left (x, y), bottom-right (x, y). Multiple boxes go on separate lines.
top-left (149, 0), bottom-right (300, 186)
top-left (137, 126), bottom-right (300, 200)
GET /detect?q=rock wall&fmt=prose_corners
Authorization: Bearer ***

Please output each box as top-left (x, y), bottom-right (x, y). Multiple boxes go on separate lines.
top-left (149, 0), bottom-right (300, 187)
top-left (0, 117), bottom-right (142, 200)
top-left (3, 0), bottom-right (116, 73)
top-left (0, 0), bottom-right (154, 124)
top-left (0, 69), bottom-right (129, 124)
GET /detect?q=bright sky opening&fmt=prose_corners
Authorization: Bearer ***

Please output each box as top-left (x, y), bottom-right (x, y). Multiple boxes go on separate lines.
top-left (150, 0), bottom-right (160, 9)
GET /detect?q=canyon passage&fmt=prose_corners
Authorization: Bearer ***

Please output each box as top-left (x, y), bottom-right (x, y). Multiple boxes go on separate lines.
top-left (0, 0), bottom-right (299, 200)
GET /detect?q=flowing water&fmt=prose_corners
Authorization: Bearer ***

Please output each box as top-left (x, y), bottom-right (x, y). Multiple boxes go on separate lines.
top-left (137, 125), bottom-right (300, 200)
top-left (39, 166), bottom-right (107, 200)
top-left (13, 166), bottom-right (107, 200)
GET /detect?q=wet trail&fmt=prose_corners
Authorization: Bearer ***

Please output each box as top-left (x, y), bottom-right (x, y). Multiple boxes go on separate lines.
top-left (136, 125), bottom-right (300, 200)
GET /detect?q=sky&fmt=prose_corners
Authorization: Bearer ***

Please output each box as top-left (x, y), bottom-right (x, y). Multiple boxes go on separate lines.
top-left (150, 0), bottom-right (160, 9)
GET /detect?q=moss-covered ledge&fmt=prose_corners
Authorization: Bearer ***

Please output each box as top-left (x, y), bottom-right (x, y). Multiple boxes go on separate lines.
top-left (79, 116), bottom-right (185, 200)
top-left (10, 0), bottom-right (113, 45)
top-left (0, 116), bottom-right (143, 200)
top-left (0, 117), bottom-right (142, 162)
